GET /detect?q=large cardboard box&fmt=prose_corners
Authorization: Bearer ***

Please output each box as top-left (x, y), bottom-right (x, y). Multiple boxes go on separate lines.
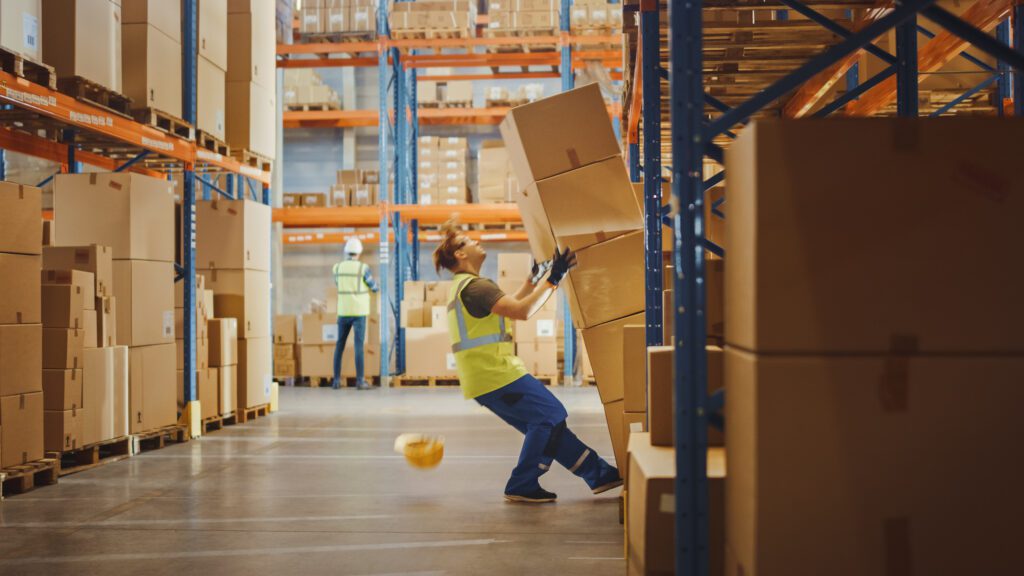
top-left (43, 328), bottom-right (84, 370)
top-left (581, 311), bottom-right (644, 404)
top-left (53, 173), bottom-right (175, 262)
top-left (514, 307), bottom-right (557, 344)
top-left (113, 260), bottom-right (175, 347)
top-left (0, 181), bottom-right (42, 255)
top-left (301, 312), bottom-right (337, 345)
top-left (516, 341), bottom-right (557, 376)
top-left (647, 345), bottom-right (724, 448)
top-left (725, 348), bottom-right (1024, 576)
top-left (0, 324), bottom-right (42, 397)
top-left (602, 399), bottom-right (625, 469)
top-left (499, 83), bottom-right (620, 187)
top-left (98, 296), bottom-right (117, 347)
top-left (725, 119), bottom-right (1024, 355)
top-left (0, 253), bottom-right (41, 324)
top-left (43, 369), bottom-right (82, 411)
top-left (517, 156), bottom-right (642, 260)
top-left (622, 325), bottom-right (647, 413)
top-left (41, 284), bottom-right (85, 330)
top-left (273, 315), bottom-right (297, 344)
top-left (122, 0), bottom-right (181, 42)
top-left (198, 55), bottom-right (226, 140)
top-left (42, 245), bottom-right (113, 298)
top-left (121, 23), bottom-right (182, 116)
top-left (112, 345), bottom-right (128, 438)
top-left (199, 0), bottom-right (228, 69)
top-left (42, 269), bottom-right (94, 310)
top-left (299, 344), bottom-right (333, 378)
top-left (128, 343), bottom-right (176, 433)
top-left (199, 366), bottom-right (218, 420)
top-left (227, 8), bottom-right (275, 86)
top-left (226, 80), bottom-right (276, 158)
top-left (209, 318), bottom-right (238, 366)
top-left (236, 337), bottom-right (271, 410)
top-left (42, 0), bottom-right (122, 91)
top-left (45, 407), bottom-right (83, 452)
top-left (405, 327), bottom-right (456, 377)
top-left (341, 336), bottom-right (381, 378)
top-left (0, 0), bottom-right (42, 61)
top-left (217, 365), bottom-right (236, 415)
top-left (564, 231), bottom-right (645, 329)
top-left (196, 199), bottom-right (271, 271)
top-left (81, 346), bottom-right (113, 445)
top-left (214, 291), bottom-right (269, 340)
top-left (1, 392), bottom-right (43, 467)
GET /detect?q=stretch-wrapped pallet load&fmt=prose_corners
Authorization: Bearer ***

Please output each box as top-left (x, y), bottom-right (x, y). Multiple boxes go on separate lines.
top-left (226, 0), bottom-right (276, 159)
top-left (723, 119), bottom-right (1024, 575)
top-left (476, 141), bottom-right (519, 203)
top-left (299, 0), bottom-right (377, 35)
top-left (273, 315), bottom-right (299, 378)
top-left (400, 281), bottom-right (455, 378)
top-left (390, 0), bottom-right (477, 38)
top-left (417, 136), bottom-right (468, 205)
top-left (487, 0), bottom-right (559, 33)
top-left (284, 68), bottom-right (341, 111)
top-left (569, 0), bottom-right (623, 31)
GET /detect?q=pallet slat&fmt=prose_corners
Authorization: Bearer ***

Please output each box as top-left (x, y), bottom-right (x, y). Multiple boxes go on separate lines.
top-left (47, 436), bottom-right (132, 477)
top-left (1, 459), bottom-right (59, 498)
top-left (131, 107), bottom-right (194, 140)
top-left (56, 76), bottom-right (133, 117)
top-left (131, 424), bottom-right (189, 454)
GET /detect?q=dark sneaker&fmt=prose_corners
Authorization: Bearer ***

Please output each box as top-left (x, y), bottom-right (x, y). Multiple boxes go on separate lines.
top-left (504, 488), bottom-right (557, 503)
top-left (356, 379), bottom-right (371, 390)
top-left (591, 466), bottom-right (623, 494)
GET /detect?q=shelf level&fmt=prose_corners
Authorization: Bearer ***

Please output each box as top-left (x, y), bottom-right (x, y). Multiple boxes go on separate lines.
top-left (284, 104), bottom-right (622, 128)
top-left (273, 203), bottom-right (523, 228)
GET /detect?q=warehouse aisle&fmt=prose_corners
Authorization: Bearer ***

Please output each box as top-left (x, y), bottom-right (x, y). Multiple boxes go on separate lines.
top-left (0, 387), bottom-right (624, 575)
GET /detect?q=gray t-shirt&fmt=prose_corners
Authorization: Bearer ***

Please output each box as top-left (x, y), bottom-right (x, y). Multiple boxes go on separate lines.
top-left (460, 278), bottom-right (506, 319)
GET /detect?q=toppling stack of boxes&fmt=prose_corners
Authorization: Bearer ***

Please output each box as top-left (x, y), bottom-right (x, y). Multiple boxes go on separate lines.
top-left (418, 137), bottom-right (468, 205)
top-left (332, 169), bottom-right (381, 207)
top-left (569, 0), bottom-right (624, 31)
top-left (53, 174), bottom-right (177, 436)
top-left (300, 0), bottom-right (376, 35)
top-left (495, 254), bottom-right (559, 379)
top-left (0, 182), bottom-right (43, 469)
top-left (208, 318), bottom-right (238, 417)
top-left (197, 199), bottom-right (273, 413)
top-left (401, 281), bottom-right (456, 378)
top-left (174, 275), bottom-right (215, 420)
top-left (487, 0), bottom-right (559, 33)
top-left (273, 316), bottom-right (299, 379)
top-left (283, 69), bottom-right (342, 110)
top-left (476, 141), bottom-right (518, 204)
top-left (390, 1), bottom-right (477, 38)
top-left (501, 83), bottom-right (646, 468)
top-left (227, 0), bottom-right (277, 159)
top-left (418, 79), bottom-right (473, 108)
top-left (720, 119), bottom-right (1024, 574)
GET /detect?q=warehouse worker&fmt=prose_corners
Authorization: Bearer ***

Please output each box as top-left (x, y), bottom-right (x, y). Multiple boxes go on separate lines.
top-left (332, 237), bottom-right (379, 390)
top-left (433, 223), bottom-right (622, 503)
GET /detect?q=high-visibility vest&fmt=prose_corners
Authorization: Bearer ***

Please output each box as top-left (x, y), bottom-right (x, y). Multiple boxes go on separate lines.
top-left (446, 272), bottom-right (526, 399)
top-left (333, 260), bottom-right (370, 317)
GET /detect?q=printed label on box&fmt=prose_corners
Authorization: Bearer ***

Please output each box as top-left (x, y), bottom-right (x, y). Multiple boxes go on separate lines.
top-left (629, 421), bottom-right (643, 433)
top-left (23, 13), bottom-right (37, 50)
top-left (445, 353), bottom-right (456, 370)
top-left (322, 324), bottom-right (338, 342)
top-left (536, 319), bottom-right (555, 337)
top-left (659, 493), bottom-right (676, 514)
top-left (163, 311), bottom-right (175, 338)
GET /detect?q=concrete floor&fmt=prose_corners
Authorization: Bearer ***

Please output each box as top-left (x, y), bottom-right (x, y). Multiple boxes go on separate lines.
top-left (0, 386), bottom-right (625, 575)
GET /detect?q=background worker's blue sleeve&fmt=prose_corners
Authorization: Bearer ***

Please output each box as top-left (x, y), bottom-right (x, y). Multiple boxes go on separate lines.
top-left (363, 266), bottom-right (379, 293)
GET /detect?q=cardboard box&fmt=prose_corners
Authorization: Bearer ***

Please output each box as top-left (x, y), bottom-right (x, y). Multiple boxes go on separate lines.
top-left (209, 318), bottom-right (238, 366)
top-left (0, 253), bottom-right (41, 324)
top-left (499, 83), bottom-right (620, 187)
top-left (217, 364), bottom-right (236, 415)
top-left (0, 181), bottom-right (42, 255)
top-left (273, 315), bottom-right (297, 344)
top-left (97, 296), bottom-right (117, 347)
top-left (516, 340), bottom-right (557, 376)
top-left (199, 0), bottom-right (228, 69)
top-left (517, 155), bottom-right (642, 260)
top-left (298, 5), bottom-right (322, 33)
top-left (0, 0), bottom-right (42, 61)
top-left (122, 0), bottom-right (181, 42)
top-left (199, 366), bottom-right (218, 420)
top-left (273, 343), bottom-right (295, 362)
top-left (274, 358), bottom-right (297, 378)
top-left (603, 399), bottom-right (625, 469)
top-left (43, 369), bottom-right (83, 411)
top-left (175, 337), bottom-right (209, 372)
top-left (581, 311), bottom-right (644, 404)
top-left (52, 173), bottom-right (175, 262)
top-left (405, 327), bottom-right (456, 377)
top-left (1, 324), bottom-right (42, 397)
top-left (514, 309), bottom-right (558, 343)
top-left (196, 199), bottom-right (271, 271)
top-left (43, 328), bottom-right (84, 370)
top-left (44, 408), bottom-right (84, 452)
top-left (214, 294), bottom-right (268, 340)
top-left (42, 0), bottom-right (122, 91)
top-left (622, 325), bottom-right (646, 413)
top-left (0, 392), bottom-right (43, 467)
top-left (646, 345), bottom-right (723, 448)
top-left (42, 245), bottom-right (113, 298)
top-left (198, 55), bottom-right (226, 140)
top-left (725, 119), bottom-right (1024, 355)
top-left (627, 433), bottom-right (725, 576)
top-left (83, 309), bottom-right (98, 348)
top-left (299, 344), bottom-right (333, 378)
top-left (564, 231), bottom-right (645, 329)
top-left (81, 346), bottom-right (113, 445)
top-left (236, 337), bottom-right (271, 410)
top-left (41, 284), bottom-right (84, 331)
top-left (113, 260), bottom-right (175, 347)
top-left (622, 412), bottom-right (646, 486)
top-left (301, 312), bottom-right (337, 345)
top-left (42, 269), bottom-right (95, 310)
top-left (226, 80), bottom-right (276, 159)
top-left (227, 7), bottom-right (275, 86)
top-left (112, 345), bottom-right (128, 438)
top-left (121, 23), bottom-right (182, 116)
top-left (128, 343), bottom-right (176, 433)
top-left (725, 348), bottom-right (1024, 576)
top-left (341, 334), bottom-right (380, 378)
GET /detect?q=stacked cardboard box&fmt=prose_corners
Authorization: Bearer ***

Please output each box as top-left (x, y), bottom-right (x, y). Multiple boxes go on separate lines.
top-left (273, 315), bottom-right (299, 378)
top-left (227, 0), bottom-right (276, 158)
top-left (390, 1), bottom-right (476, 37)
top-left (121, 0), bottom-right (182, 116)
top-left (0, 182), bottom-right (43, 469)
top-left (283, 69), bottom-right (341, 110)
top-left (501, 83), bottom-right (643, 468)
top-left (53, 174), bottom-right (176, 435)
top-left (0, 1), bottom-right (42, 61)
top-left (401, 282), bottom-right (455, 377)
top-left (477, 141), bottom-right (518, 203)
top-left (332, 170), bottom-right (380, 207)
top-left (569, 0), bottom-right (623, 31)
top-left (197, 198), bottom-right (272, 412)
top-left (299, 294), bottom-right (381, 381)
top-left (418, 136), bottom-right (468, 205)
top-left (487, 0), bottom-right (559, 32)
top-left (299, 0), bottom-right (375, 35)
top-left (42, 0), bottom-right (123, 92)
top-left (723, 119), bottom-right (1024, 574)
top-left (196, 0), bottom-right (228, 140)
top-left (174, 275), bottom-right (215, 421)
top-left (208, 318), bottom-right (237, 417)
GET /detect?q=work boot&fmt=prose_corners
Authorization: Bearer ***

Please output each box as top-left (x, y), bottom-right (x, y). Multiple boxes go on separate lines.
top-left (590, 464), bottom-right (623, 495)
top-left (356, 379), bottom-right (371, 390)
top-left (504, 487), bottom-right (557, 504)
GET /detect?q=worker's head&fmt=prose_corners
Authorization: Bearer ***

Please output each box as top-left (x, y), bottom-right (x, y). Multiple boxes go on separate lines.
top-left (433, 217), bottom-right (485, 274)
top-left (344, 237), bottom-right (364, 257)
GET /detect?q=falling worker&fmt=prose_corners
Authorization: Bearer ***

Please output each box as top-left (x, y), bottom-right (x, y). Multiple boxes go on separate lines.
top-left (433, 221), bottom-right (622, 503)
top-left (332, 237), bottom-right (379, 390)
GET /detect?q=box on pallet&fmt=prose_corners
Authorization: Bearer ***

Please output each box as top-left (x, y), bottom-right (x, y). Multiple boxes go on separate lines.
top-left (42, 0), bottom-right (122, 91)
top-left (237, 338), bottom-right (271, 410)
top-left (1, 392), bottom-right (43, 468)
top-left (198, 55), bottom-right (226, 139)
top-left (0, 253), bottom-right (42, 325)
top-left (203, 269), bottom-right (270, 338)
top-left (0, 325), bottom-right (42, 397)
top-left (273, 315), bottom-right (297, 344)
top-left (226, 80), bottom-right (276, 159)
top-left (128, 343), bottom-right (176, 434)
top-left (0, 0), bottom-right (42, 61)
top-left (196, 199), bottom-right (271, 271)
top-left (0, 182), bottom-right (43, 255)
top-left (113, 260), bottom-right (175, 347)
top-left (122, 23), bottom-right (183, 116)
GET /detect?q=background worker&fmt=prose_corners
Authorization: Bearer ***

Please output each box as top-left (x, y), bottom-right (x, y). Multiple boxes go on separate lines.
top-left (434, 223), bottom-right (622, 503)
top-left (332, 238), bottom-right (379, 390)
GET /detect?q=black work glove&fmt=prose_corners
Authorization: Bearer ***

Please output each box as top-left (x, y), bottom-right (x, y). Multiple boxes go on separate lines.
top-left (546, 247), bottom-right (577, 287)
top-left (529, 258), bottom-right (552, 285)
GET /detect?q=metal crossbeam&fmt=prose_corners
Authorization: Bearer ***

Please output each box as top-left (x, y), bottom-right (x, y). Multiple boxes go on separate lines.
top-left (777, 0), bottom-right (896, 65)
top-left (922, 4), bottom-right (1024, 71)
top-left (813, 65), bottom-right (895, 117)
top-left (929, 73), bottom-right (1000, 116)
top-left (918, 24), bottom-right (995, 71)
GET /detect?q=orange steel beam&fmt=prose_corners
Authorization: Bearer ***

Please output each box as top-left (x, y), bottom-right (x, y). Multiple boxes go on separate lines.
top-left (782, 2), bottom-right (893, 118)
top-left (283, 229), bottom-right (529, 245)
top-left (845, 0), bottom-right (1012, 116)
top-left (277, 41), bottom-right (380, 55)
top-left (626, 27), bottom-right (643, 143)
top-left (277, 57), bottom-right (380, 68)
top-left (274, 203), bottom-right (523, 228)
top-left (284, 104), bottom-right (622, 128)
top-left (417, 72), bottom-right (560, 81)
top-left (0, 127), bottom-right (166, 178)
top-left (275, 34), bottom-right (623, 57)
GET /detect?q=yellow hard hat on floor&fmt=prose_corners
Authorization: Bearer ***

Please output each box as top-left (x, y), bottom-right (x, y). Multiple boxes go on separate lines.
top-left (394, 433), bottom-right (445, 469)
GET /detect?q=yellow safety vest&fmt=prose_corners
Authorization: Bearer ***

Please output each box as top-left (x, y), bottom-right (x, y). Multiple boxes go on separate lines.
top-left (447, 272), bottom-right (527, 399)
top-left (333, 260), bottom-right (370, 317)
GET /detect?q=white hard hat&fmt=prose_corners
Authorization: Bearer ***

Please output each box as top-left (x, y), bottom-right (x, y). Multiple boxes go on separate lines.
top-left (344, 237), bottom-right (363, 255)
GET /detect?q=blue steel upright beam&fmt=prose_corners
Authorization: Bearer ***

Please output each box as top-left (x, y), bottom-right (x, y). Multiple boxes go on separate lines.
top-left (377, 0), bottom-right (391, 384)
top-left (181, 0), bottom-right (198, 406)
top-left (896, 11), bottom-right (919, 116)
top-left (1015, 3), bottom-right (1024, 117)
top-left (561, 0), bottom-right (574, 91)
top-left (640, 3), bottom-right (662, 348)
top-left (410, 64), bottom-right (420, 281)
top-left (669, 0), bottom-right (709, 573)
top-left (393, 48), bottom-right (406, 375)
top-left (628, 142), bottom-right (640, 183)
top-left (560, 0), bottom-right (576, 383)
top-left (996, 20), bottom-right (1010, 115)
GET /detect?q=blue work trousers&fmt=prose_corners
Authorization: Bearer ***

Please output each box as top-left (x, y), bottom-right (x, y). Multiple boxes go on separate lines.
top-left (332, 315), bottom-right (366, 386)
top-left (475, 374), bottom-right (615, 495)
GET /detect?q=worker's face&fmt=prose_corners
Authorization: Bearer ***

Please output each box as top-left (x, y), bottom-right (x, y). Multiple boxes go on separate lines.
top-left (455, 236), bottom-right (486, 265)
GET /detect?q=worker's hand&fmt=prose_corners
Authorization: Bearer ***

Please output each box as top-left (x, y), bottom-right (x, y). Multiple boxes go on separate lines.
top-left (546, 247), bottom-right (577, 287)
top-left (529, 258), bottom-right (552, 285)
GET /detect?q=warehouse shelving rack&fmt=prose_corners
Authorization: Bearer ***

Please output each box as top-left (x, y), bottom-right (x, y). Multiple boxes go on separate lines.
top-left (0, 0), bottom-right (272, 416)
top-left (624, 0), bottom-right (1024, 573)
top-left (277, 0), bottom-right (625, 383)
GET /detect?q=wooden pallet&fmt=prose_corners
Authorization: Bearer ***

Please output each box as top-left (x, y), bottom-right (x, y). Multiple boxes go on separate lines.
top-left (302, 32), bottom-right (375, 44)
top-left (56, 76), bottom-right (133, 117)
top-left (131, 107), bottom-right (194, 140)
top-left (1, 459), bottom-right (58, 498)
top-left (392, 28), bottom-right (471, 40)
top-left (582, 377), bottom-right (597, 387)
top-left (48, 436), bottom-right (131, 477)
top-left (131, 424), bottom-right (189, 455)
top-left (393, 375), bottom-right (460, 388)
top-left (274, 376), bottom-right (298, 387)
top-left (285, 102), bottom-right (342, 112)
top-left (0, 47), bottom-right (56, 89)
top-left (237, 403), bottom-right (270, 424)
top-left (484, 98), bottom-right (528, 108)
top-left (229, 148), bottom-right (273, 173)
top-left (482, 28), bottom-right (560, 53)
top-left (196, 130), bottom-right (230, 156)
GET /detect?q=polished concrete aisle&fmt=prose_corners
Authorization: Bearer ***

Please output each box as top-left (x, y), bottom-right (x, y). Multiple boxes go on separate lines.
top-left (0, 386), bottom-right (625, 575)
